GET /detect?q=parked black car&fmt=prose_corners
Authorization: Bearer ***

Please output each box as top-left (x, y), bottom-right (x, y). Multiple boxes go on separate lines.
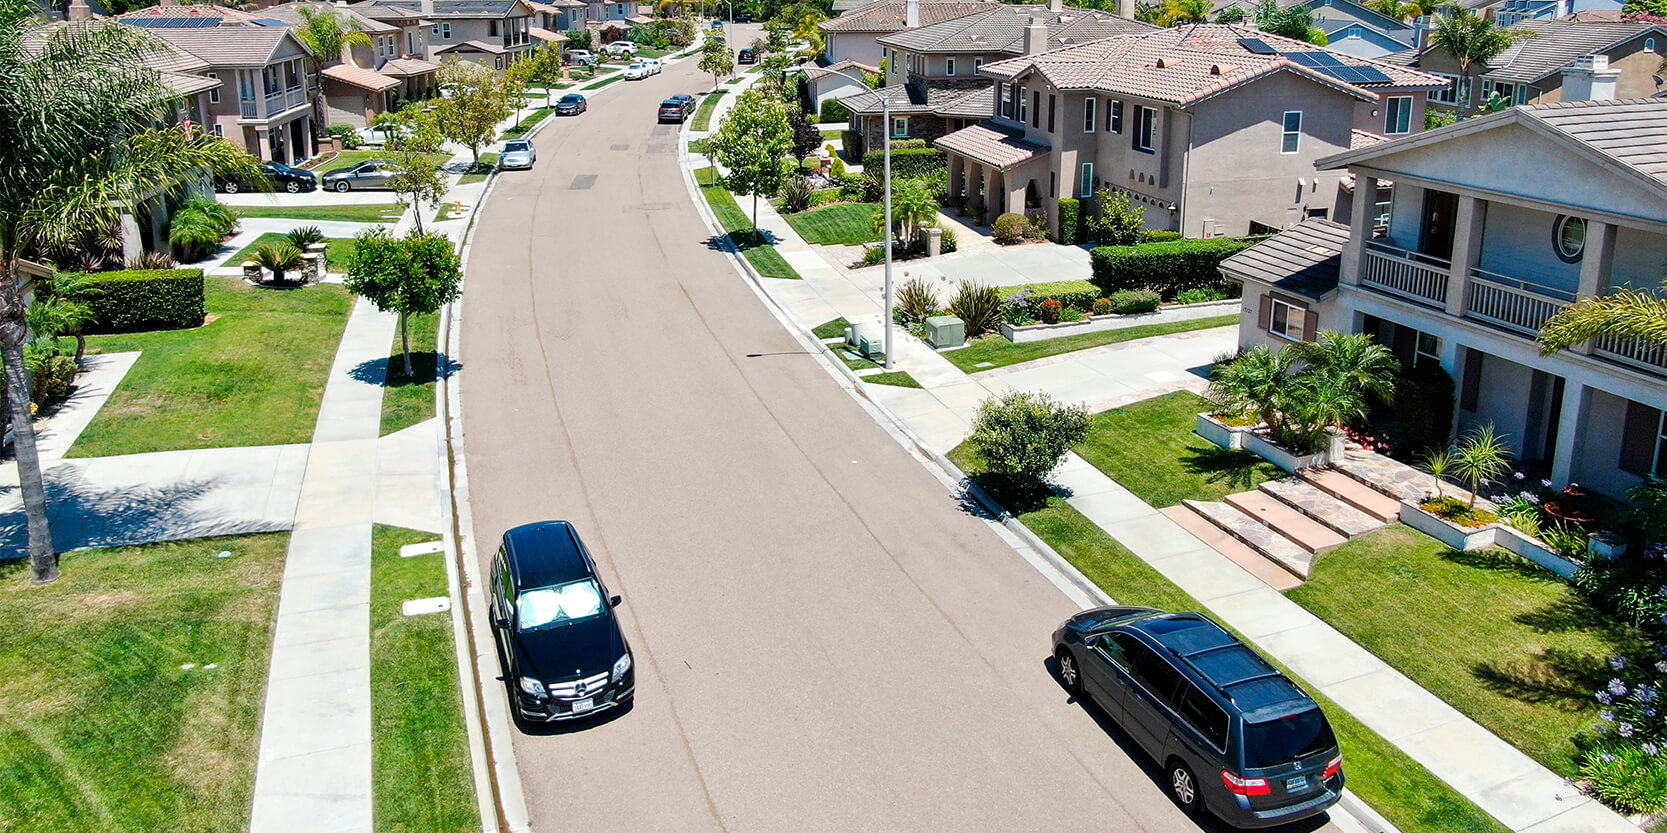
top-left (555, 93), bottom-right (587, 115)
top-left (658, 97), bottom-right (693, 123)
top-left (490, 521), bottom-right (634, 723)
top-left (1053, 607), bottom-right (1343, 828)
top-left (737, 48), bottom-right (756, 64)
top-left (734, 12), bottom-right (753, 22)
top-left (215, 161), bottom-right (317, 194)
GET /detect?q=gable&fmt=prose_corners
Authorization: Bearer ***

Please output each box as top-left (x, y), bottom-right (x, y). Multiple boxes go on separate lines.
top-left (271, 34), bottom-right (310, 61)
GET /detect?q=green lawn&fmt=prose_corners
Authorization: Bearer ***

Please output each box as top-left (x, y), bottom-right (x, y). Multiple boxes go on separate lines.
top-left (582, 74), bottom-right (623, 90)
top-left (0, 533), bottom-right (288, 832)
top-left (944, 315), bottom-right (1239, 372)
top-left (306, 149), bottom-right (449, 174)
top-left (501, 107), bottom-right (552, 140)
top-left (781, 201), bottom-right (881, 245)
top-left (1288, 525), bottom-right (1645, 777)
top-left (691, 89), bottom-right (726, 131)
top-left (813, 317), bottom-right (852, 339)
top-left (71, 276), bottom-right (354, 456)
top-left (370, 525), bottom-right (477, 833)
top-left (695, 167), bottom-right (801, 280)
top-left (864, 370), bottom-right (921, 388)
top-left (1073, 390), bottom-right (1283, 508)
top-left (381, 312), bottom-right (441, 437)
top-left (946, 444), bottom-right (1511, 833)
top-left (225, 232), bottom-right (357, 273)
top-left (233, 203), bottom-right (406, 224)
top-left (459, 153), bottom-right (500, 185)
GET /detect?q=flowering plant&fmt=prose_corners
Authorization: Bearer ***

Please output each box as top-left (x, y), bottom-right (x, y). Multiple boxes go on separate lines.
top-left (1592, 650), bottom-right (1667, 745)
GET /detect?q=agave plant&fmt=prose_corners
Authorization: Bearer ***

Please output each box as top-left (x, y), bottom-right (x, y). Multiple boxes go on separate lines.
top-left (948, 280), bottom-right (1002, 336)
top-left (251, 243), bottom-right (306, 284)
top-left (896, 276), bottom-right (939, 324)
top-left (1452, 423), bottom-right (1513, 509)
top-left (127, 250), bottom-right (177, 270)
top-left (778, 175), bottom-right (813, 214)
top-left (284, 225), bottom-right (325, 249)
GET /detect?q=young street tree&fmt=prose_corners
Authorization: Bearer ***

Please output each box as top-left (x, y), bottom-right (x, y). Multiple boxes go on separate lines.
top-left (709, 88), bottom-right (793, 232)
top-left (698, 34), bottom-right (734, 90)
top-left (434, 57), bottom-right (517, 163)
top-left (516, 43), bottom-right (567, 107)
top-left (787, 104), bottom-right (821, 161)
top-left (385, 108), bottom-right (449, 233)
top-left (0, 0), bottom-right (262, 583)
top-left (343, 227), bottom-right (463, 378)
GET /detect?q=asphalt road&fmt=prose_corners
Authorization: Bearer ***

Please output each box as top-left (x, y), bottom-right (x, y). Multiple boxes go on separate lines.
top-left (459, 37), bottom-right (1341, 833)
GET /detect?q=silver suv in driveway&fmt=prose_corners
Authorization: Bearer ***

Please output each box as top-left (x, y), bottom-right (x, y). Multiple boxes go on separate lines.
top-left (322, 160), bottom-right (394, 192)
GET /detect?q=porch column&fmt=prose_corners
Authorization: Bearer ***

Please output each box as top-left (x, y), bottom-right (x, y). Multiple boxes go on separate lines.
top-left (255, 127), bottom-right (275, 162)
top-left (1339, 176), bottom-right (1372, 286)
top-left (1571, 220), bottom-right (1615, 356)
top-left (1006, 174), bottom-right (1024, 218)
top-left (988, 168), bottom-right (1004, 214)
top-left (1550, 381), bottom-right (1592, 487)
top-left (1443, 195), bottom-right (1486, 317)
top-left (947, 154), bottom-right (964, 200)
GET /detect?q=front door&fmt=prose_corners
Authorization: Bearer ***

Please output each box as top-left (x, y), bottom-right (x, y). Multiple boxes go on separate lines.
top-left (1419, 189), bottom-right (1459, 260)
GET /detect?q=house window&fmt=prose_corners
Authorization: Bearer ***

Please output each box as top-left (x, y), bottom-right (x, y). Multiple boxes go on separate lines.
top-left (1018, 88), bottom-right (1029, 124)
top-left (207, 71), bottom-right (219, 103)
top-left (892, 116), bottom-right (908, 137)
top-left (1280, 110), bottom-right (1301, 154)
top-left (905, 53), bottom-right (913, 74)
top-left (1079, 162), bottom-right (1094, 198)
top-left (1620, 402), bottom-right (1667, 476)
top-left (974, 57), bottom-right (983, 72)
top-left (945, 57), bottom-right (955, 75)
top-left (1133, 105), bottom-right (1155, 152)
top-left (1553, 215), bottom-right (1586, 263)
top-left (1049, 170), bottom-right (1056, 198)
top-left (1428, 73), bottom-right (1459, 104)
top-left (1083, 96), bottom-right (1095, 133)
top-left (1480, 79), bottom-right (1526, 106)
top-left (408, 32), bottom-right (416, 53)
top-left (1385, 96), bottom-right (1412, 134)
top-left (1000, 83), bottom-right (1011, 118)
top-left (495, 56), bottom-right (504, 70)
top-left (1267, 296), bottom-right (1305, 340)
top-left (1415, 332), bottom-right (1441, 369)
top-left (489, 20), bottom-right (499, 37)
top-left (442, 22), bottom-right (452, 40)
top-left (213, 123), bottom-right (224, 137)
top-left (1108, 99), bottom-right (1122, 133)
top-left (1647, 37), bottom-right (1658, 52)
top-left (1047, 93), bottom-right (1056, 132)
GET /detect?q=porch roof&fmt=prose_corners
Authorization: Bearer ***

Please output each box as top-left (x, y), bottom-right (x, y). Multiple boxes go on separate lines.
top-left (529, 26), bottom-right (569, 42)
top-left (322, 63), bottom-right (401, 92)
top-left (380, 57), bottom-right (442, 76)
top-left (933, 120), bottom-right (1047, 171)
top-left (1219, 218), bottom-right (1349, 300)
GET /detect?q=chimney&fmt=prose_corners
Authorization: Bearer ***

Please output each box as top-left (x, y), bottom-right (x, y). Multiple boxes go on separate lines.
top-left (1048, 0), bottom-right (1062, 11)
top-left (67, 0), bottom-right (92, 20)
top-left (905, 0), bottom-right (919, 28)
top-left (1562, 54), bottom-right (1620, 102)
top-left (1024, 15), bottom-right (1048, 55)
top-left (422, 0), bottom-right (435, 15)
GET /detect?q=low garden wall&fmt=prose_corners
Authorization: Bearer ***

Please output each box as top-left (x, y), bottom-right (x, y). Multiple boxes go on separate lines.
top-left (999, 298), bottom-right (1237, 343)
top-left (1398, 501), bottom-right (1581, 578)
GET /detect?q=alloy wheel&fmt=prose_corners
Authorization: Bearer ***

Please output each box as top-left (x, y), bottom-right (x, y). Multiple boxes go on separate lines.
top-left (1171, 764), bottom-right (1198, 809)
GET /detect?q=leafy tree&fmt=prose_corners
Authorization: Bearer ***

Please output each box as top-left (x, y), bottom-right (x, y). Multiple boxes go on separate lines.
top-left (1538, 288), bottom-right (1667, 355)
top-left (1159, 0), bottom-right (1213, 26)
top-left (969, 391), bottom-right (1091, 482)
top-left (699, 34), bottom-right (734, 90)
top-left (710, 88), bottom-right (793, 231)
top-left (0, 0), bottom-right (261, 583)
top-left (1429, 6), bottom-right (1534, 112)
top-left (567, 30), bottom-right (593, 52)
top-left (1623, 0), bottom-right (1667, 15)
top-left (873, 177), bottom-right (937, 249)
top-left (789, 8), bottom-right (826, 55)
top-left (385, 108), bottom-right (449, 233)
top-left (343, 227), bottom-right (463, 378)
top-left (370, 110), bottom-right (404, 143)
top-left (1133, 2), bottom-right (1166, 24)
top-left (293, 6), bottom-right (373, 136)
top-left (1087, 186), bottom-right (1145, 245)
top-left (1254, 0), bottom-right (1328, 45)
top-left (515, 43), bottom-right (568, 107)
top-left (786, 105), bottom-right (821, 161)
top-left (1216, 6), bottom-right (1247, 23)
top-left (434, 58), bottom-right (517, 163)
top-left (1365, 0), bottom-right (1437, 21)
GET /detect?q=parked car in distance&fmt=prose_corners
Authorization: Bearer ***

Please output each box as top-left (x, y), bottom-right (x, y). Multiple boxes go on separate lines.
top-left (623, 62), bottom-right (649, 80)
top-left (500, 139), bottom-right (536, 170)
top-left (710, 17), bottom-right (723, 27)
top-left (735, 12), bottom-right (753, 21)
top-left (321, 159), bottom-right (393, 192)
top-left (737, 48), bottom-right (756, 64)
top-left (667, 93), bottom-right (695, 109)
top-left (658, 98), bottom-right (692, 123)
top-left (216, 161), bottom-right (317, 194)
top-left (490, 521), bottom-right (634, 724)
top-left (1052, 607), bottom-right (1344, 828)
top-left (567, 49), bottom-right (597, 66)
top-left (555, 93), bottom-right (587, 115)
top-left (643, 57), bottom-right (662, 75)
top-left (603, 40), bottom-right (638, 56)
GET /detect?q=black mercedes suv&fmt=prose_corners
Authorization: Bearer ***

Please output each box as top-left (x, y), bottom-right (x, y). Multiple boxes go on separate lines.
top-left (1053, 607), bottom-right (1343, 828)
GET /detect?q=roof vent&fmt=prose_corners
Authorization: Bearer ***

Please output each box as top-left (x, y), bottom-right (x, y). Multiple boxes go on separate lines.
top-left (1210, 63), bottom-right (1236, 75)
top-left (1155, 56), bottom-right (1181, 69)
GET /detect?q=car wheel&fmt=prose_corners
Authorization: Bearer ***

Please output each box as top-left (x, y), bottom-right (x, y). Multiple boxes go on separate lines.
top-left (285, 181), bottom-right (302, 194)
top-left (1168, 760), bottom-right (1202, 815)
top-left (222, 181), bottom-right (240, 194)
top-left (1055, 647), bottom-right (1083, 696)
top-left (334, 181), bottom-right (351, 193)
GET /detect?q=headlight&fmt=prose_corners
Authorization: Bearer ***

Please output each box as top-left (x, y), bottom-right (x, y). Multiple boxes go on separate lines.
top-left (519, 676), bottom-right (546, 698)
top-left (612, 653), bottom-right (632, 682)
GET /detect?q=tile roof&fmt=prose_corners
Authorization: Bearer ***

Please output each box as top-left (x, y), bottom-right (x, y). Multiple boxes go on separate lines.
top-left (353, 0), bottom-right (527, 21)
top-left (934, 84), bottom-right (995, 117)
top-left (116, 4), bottom-right (261, 22)
top-left (527, 0), bottom-right (587, 8)
top-left (254, 2), bottom-right (400, 33)
top-left (843, 78), bottom-right (990, 115)
top-left (380, 56), bottom-right (441, 75)
top-left (1520, 98), bottom-right (1667, 187)
top-left (134, 24), bottom-right (309, 67)
top-left (878, 4), bottom-right (1154, 55)
top-left (1219, 218), bottom-right (1349, 299)
top-left (1483, 19), bottom-right (1667, 84)
top-left (529, 26), bottom-right (569, 42)
top-left (1350, 129), bottom-right (1386, 149)
top-left (323, 63), bottom-right (401, 90)
top-left (433, 38), bottom-right (515, 53)
top-left (159, 69), bottom-right (223, 96)
top-left (801, 58), bottom-right (882, 81)
top-left (934, 120), bottom-right (1049, 170)
top-left (978, 24), bottom-right (1443, 107)
top-left (831, 0), bottom-right (868, 11)
top-left (820, 0), bottom-right (998, 33)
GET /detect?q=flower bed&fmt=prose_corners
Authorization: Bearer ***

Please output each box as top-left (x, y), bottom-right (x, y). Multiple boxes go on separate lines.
top-left (1242, 428), bottom-right (1331, 473)
top-left (1397, 499), bottom-right (1583, 578)
top-left (1195, 411), bottom-right (1258, 450)
top-left (999, 298), bottom-right (1238, 343)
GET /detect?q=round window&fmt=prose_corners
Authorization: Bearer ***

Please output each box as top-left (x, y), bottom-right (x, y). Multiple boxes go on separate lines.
top-left (1553, 215), bottom-right (1586, 263)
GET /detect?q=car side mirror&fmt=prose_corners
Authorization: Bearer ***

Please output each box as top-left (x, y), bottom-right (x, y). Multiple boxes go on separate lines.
top-left (609, 595), bottom-right (623, 608)
top-left (494, 616), bottom-right (511, 629)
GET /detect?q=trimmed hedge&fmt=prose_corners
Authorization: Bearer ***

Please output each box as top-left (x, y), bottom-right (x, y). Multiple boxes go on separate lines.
top-left (84, 268), bottom-right (206, 333)
top-left (1108, 288), bottom-right (1161, 314)
top-left (1056, 197), bottom-right (1083, 245)
top-left (842, 129), bottom-right (862, 162)
top-left (998, 279), bottom-right (1099, 312)
top-left (818, 97), bottom-right (850, 124)
top-left (1090, 236), bottom-right (1263, 298)
top-left (861, 146), bottom-right (945, 180)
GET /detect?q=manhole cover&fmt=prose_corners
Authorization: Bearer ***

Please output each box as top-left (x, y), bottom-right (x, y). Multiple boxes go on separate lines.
top-left (610, 143), bottom-right (630, 151)
top-left (570, 174), bottom-right (596, 190)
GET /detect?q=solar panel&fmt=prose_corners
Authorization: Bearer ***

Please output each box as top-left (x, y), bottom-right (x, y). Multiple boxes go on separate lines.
top-left (178, 17), bottom-right (222, 27)
top-left (1282, 51), bottom-right (1393, 85)
top-left (1238, 37), bottom-right (1277, 54)
top-left (252, 18), bottom-right (289, 26)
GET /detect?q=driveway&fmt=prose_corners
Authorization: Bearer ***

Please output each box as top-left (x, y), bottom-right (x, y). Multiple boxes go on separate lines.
top-left (459, 44), bottom-right (1343, 833)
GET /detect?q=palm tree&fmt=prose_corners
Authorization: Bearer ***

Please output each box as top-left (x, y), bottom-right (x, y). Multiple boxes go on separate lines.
top-left (1365, 0), bottom-right (1437, 21)
top-left (1428, 6), bottom-right (1533, 114)
top-left (252, 243), bottom-right (306, 284)
top-left (293, 5), bottom-right (373, 140)
top-left (1538, 288), bottom-right (1667, 355)
top-left (1295, 329), bottom-right (1400, 403)
top-left (25, 294), bottom-right (96, 364)
top-left (1, 1), bottom-right (261, 583)
top-left (1207, 345), bottom-right (1297, 431)
top-left (1159, 0), bottom-right (1213, 26)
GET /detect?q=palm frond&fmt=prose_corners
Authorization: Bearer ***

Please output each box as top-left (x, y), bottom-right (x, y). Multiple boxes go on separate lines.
top-left (1537, 289), bottom-right (1667, 355)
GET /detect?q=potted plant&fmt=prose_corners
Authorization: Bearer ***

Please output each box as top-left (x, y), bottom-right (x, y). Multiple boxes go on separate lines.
top-left (967, 199), bottom-right (986, 225)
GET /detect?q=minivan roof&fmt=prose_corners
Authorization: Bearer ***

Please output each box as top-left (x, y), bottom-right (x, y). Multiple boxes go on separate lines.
top-left (1129, 613), bottom-right (1312, 714)
top-left (501, 520), bottom-right (592, 590)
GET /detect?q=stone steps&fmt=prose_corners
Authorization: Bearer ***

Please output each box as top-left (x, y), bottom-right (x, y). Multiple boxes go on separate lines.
top-left (1260, 477), bottom-right (1385, 537)
top-left (1226, 491), bottom-right (1348, 554)
top-left (1300, 468), bottom-right (1404, 523)
top-left (1184, 500), bottom-right (1314, 579)
top-left (1162, 506), bottom-right (1302, 592)
top-left (1330, 451), bottom-right (1466, 505)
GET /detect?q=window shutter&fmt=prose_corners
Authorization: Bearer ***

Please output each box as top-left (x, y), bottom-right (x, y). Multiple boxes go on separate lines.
top-left (1459, 349), bottom-right (1483, 412)
top-left (1301, 309), bottom-right (1319, 342)
top-left (1257, 294), bottom-right (1272, 331)
top-left (1620, 401), bottom-right (1661, 476)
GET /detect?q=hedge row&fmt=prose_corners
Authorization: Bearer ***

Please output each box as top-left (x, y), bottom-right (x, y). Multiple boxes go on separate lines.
top-left (1057, 197), bottom-right (1084, 245)
top-left (998, 279), bottom-right (1100, 311)
top-left (84, 268), bottom-right (206, 333)
top-left (1090, 236), bottom-right (1264, 298)
top-left (861, 146), bottom-right (946, 180)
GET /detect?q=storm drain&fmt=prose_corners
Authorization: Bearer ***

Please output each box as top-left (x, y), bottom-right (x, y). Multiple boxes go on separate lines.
top-left (570, 174), bottom-right (597, 190)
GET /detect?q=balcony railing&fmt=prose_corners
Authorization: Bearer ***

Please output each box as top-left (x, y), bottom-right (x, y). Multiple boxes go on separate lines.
top-left (256, 86), bottom-right (307, 119)
top-left (1360, 242), bottom-right (1448, 307)
top-left (1463, 269), bottom-right (1576, 336)
top-left (239, 99), bottom-right (257, 118)
top-left (1594, 333), bottom-right (1667, 376)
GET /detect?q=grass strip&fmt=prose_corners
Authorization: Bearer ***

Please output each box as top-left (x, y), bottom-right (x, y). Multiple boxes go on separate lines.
top-left (224, 232), bottom-right (358, 273)
top-left (501, 108), bottom-right (553, 139)
top-left (691, 89), bottom-right (727, 131)
top-left (863, 370), bottom-right (921, 388)
top-left (694, 166), bottom-right (801, 280)
top-left (459, 153), bottom-right (499, 185)
top-left (0, 533), bottom-right (288, 832)
top-left (233, 203), bottom-right (405, 224)
top-left (781, 201), bottom-right (881, 245)
top-left (813, 317), bottom-right (852, 339)
top-left (946, 444), bottom-right (1512, 833)
top-left (370, 525), bottom-right (477, 833)
top-left (1074, 390), bottom-right (1283, 508)
top-left (380, 311), bottom-right (441, 437)
top-left (582, 74), bottom-right (623, 90)
top-left (72, 275), bottom-right (353, 456)
top-left (944, 315), bottom-right (1238, 373)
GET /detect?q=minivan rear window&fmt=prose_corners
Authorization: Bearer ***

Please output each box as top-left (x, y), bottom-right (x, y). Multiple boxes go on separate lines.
top-left (1242, 709), bottom-right (1336, 768)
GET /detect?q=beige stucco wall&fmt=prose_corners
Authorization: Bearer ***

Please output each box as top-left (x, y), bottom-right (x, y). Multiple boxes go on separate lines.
top-left (827, 32), bottom-right (885, 67)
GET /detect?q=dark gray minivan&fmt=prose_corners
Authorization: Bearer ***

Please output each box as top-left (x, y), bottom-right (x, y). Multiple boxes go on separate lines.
top-left (1053, 607), bottom-right (1343, 828)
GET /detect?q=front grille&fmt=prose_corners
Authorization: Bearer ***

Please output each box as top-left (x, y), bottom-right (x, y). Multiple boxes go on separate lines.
top-left (547, 671), bottom-right (609, 698)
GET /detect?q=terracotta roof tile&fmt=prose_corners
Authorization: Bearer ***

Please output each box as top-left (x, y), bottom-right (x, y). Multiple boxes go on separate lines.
top-left (323, 63), bottom-right (401, 90)
top-left (934, 120), bottom-right (1048, 170)
top-left (820, 0), bottom-right (997, 33)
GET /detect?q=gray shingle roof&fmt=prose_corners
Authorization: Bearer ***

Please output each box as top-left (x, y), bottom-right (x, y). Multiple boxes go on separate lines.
top-left (1483, 19), bottom-right (1667, 84)
top-left (1219, 218), bottom-right (1349, 299)
top-left (253, 2), bottom-right (401, 34)
top-left (139, 25), bottom-right (308, 67)
top-left (877, 4), bottom-right (1154, 55)
top-left (843, 78), bottom-right (990, 115)
top-left (353, 0), bottom-right (527, 20)
top-left (820, 0), bottom-right (997, 33)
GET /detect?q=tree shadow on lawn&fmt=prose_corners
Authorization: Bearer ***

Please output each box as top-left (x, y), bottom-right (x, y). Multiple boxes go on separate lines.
top-left (1471, 646), bottom-right (1617, 712)
top-left (348, 351), bottom-right (462, 387)
top-left (1179, 444), bottom-right (1280, 492)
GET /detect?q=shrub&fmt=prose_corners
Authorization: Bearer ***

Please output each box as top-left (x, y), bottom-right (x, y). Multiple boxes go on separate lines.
top-left (861, 171), bottom-right (884, 202)
top-left (1393, 363), bottom-right (1456, 459)
top-left (83, 268), bottom-right (206, 332)
top-left (861, 146), bottom-right (945, 180)
top-left (1002, 288), bottom-right (1035, 326)
top-left (997, 280), bottom-right (1098, 312)
top-left (939, 227), bottom-right (957, 254)
top-left (965, 199), bottom-right (985, 220)
top-left (890, 138), bottom-right (927, 149)
top-left (856, 244), bottom-right (887, 267)
top-left (1174, 286), bottom-right (1227, 304)
top-left (818, 97), bottom-right (850, 123)
top-left (830, 156), bottom-right (846, 177)
top-left (27, 350), bottom-right (78, 407)
top-left (1059, 306), bottom-right (1084, 323)
top-left (1090, 236), bottom-right (1262, 298)
top-left (1628, 475), bottom-right (1667, 544)
top-left (1092, 297), bottom-right (1115, 316)
top-left (329, 123), bottom-right (363, 149)
top-left (837, 173), bottom-right (866, 200)
top-left (1055, 197), bottom-right (1082, 245)
top-left (896, 276), bottom-right (940, 324)
top-left (128, 251), bottom-right (177, 270)
top-left (1574, 547), bottom-right (1667, 637)
top-left (968, 391), bottom-right (1091, 482)
top-left (1583, 743), bottom-right (1667, 815)
top-left (1110, 289), bottom-right (1161, 314)
top-left (993, 212), bottom-right (1029, 244)
top-left (167, 196), bottom-right (240, 262)
top-left (1142, 230), bottom-right (1184, 243)
top-left (1087, 186), bottom-right (1144, 245)
top-left (1038, 298), bottom-right (1062, 324)
top-left (1025, 213), bottom-right (1048, 240)
top-left (948, 280), bottom-right (1002, 336)
top-left (779, 176), bottom-right (813, 213)
top-left (285, 226), bottom-right (325, 249)
top-left (841, 129), bottom-right (862, 161)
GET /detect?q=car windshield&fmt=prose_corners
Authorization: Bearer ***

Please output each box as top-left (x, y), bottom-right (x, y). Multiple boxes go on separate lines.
top-left (517, 579), bottom-right (605, 631)
top-left (560, 95), bottom-right (582, 103)
top-left (504, 141), bottom-right (530, 152)
top-left (1242, 709), bottom-right (1336, 768)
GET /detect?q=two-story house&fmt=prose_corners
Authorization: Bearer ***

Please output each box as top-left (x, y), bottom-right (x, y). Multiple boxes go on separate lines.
top-left (819, 0), bottom-right (1000, 67)
top-left (1213, 0), bottom-right (1420, 59)
top-left (257, 2), bottom-right (440, 128)
top-left (355, 0), bottom-right (536, 70)
top-left (1223, 98), bottom-right (1667, 499)
top-left (1493, 0), bottom-right (1623, 27)
top-left (1407, 16), bottom-right (1666, 114)
top-left (528, 0), bottom-right (587, 33)
top-left (936, 24), bottom-right (1446, 239)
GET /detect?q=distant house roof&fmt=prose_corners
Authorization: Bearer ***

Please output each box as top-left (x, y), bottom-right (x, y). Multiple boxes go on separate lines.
top-left (433, 38), bottom-right (514, 54)
top-left (119, 18), bottom-right (312, 67)
top-left (527, 0), bottom-right (587, 8)
top-left (934, 84), bottom-right (995, 117)
top-left (380, 56), bottom-right (442, 75)
top-left (831, 0), bottom-right (868, 12)
top-left (877, 4), bottom-right (1154, 55)
top-left (353, 0), bottom-right (530, 21)
top-left (820, 0), bottom-right (998, 33)
top-left (251, 2), bottom-right (401, 34)
top-left (934, 120), bottom-right (1048, 170)
top-left (322, 63), bottom-right (401, 90)
top-left (801, 57), bottom-right (881, 81)
top-left (159, 69), bottom-right (224, 96)
top-left (1482, 18), bottom-right (1667, 83)
top-left (842, 77), bottom-right (990, 115)
top-left (1218, 218), bottom-right (1349, 299)
top-left (529, 26), bottom-right (568, 42)
top-left (1350, 129), bottom-right (1386, 149)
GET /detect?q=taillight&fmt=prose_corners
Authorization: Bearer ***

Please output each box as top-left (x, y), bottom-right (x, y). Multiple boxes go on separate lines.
top-left (1221, 770), bottom-right (1271, 796)
top-left (1323, 755), bottom-right (1343, 780)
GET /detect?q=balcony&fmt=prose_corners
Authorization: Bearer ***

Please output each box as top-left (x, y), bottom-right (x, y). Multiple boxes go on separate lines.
top-left (1361, 242), bottom-right (1448, 308)
top-left (1594, 333), bottom-right (1667, 376)
top-left (1463, 269), bottom-right (1575, 336)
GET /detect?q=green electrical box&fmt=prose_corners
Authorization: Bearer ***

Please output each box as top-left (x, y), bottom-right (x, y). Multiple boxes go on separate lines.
top-left (925, 315), bottom-right (965, 349)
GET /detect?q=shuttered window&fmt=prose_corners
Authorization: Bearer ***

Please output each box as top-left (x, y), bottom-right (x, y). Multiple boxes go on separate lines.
top-left (1620, 401), bottom-right (1666, 476)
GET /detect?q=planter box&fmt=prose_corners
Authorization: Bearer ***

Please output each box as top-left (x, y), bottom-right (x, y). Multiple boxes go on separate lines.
top-left (1400, 500), bottom-right (1499, 550)
top-left (1494, 526), bottom-right (1581, 579)
top-left (999, 298), bottom-right (1238, 343)
top-left (1243, 429), bottom-right (1328, 473)
top-left (1196, 412), bottom-right (1257, 450)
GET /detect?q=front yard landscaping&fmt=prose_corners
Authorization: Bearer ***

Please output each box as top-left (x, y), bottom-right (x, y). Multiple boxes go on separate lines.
top-left (380, 312), bottom-right (441, 436)
top-left (781, 201), bottom-right (881, 245)
top-left (946, 443), bottom-right (1510, 833)
top-left (943, 315), bottom-right (1237, 373)
top-left (225, 232), bottom-right (357, 272)
top-left (1288, 525), bottom-right (1646, 777)
top-left (71, 275), bottom-right (354, 456)
top-left (695, 167), bottom-right (800, 280)
top-left (0, 533), bottom-right (287, 832)
top-left (233, 203), bottom-right (406, 224)
top-left (864, 370), bottom-right (921, 388)
top-left (581, 74), bottom-right (622, 90)
top-left (501, 107), bottom-right (552, 140)
top-left (1073, 390), bottom-right (1283, 508)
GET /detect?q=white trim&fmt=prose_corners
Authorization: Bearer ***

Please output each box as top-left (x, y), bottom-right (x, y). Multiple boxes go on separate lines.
top-left (1083, 96), bottom-right (1095, 134)
top-left (1280, 110), bottom-right (1301, 154)
top-left (1079, 161), bottom-right (1093, 198)
top-left (1385, 95), bottom-right (1412, 135)
top-left (891, 116), bottom-right (909, 137)
top-left (1269, 295), bottom-right (1303, 340)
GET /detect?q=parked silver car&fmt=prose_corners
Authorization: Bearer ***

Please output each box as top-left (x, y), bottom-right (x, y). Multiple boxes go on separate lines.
top-left (500, 139), bottom-right (536, 170)
top-left (322, 159), bottom-right (394, 192)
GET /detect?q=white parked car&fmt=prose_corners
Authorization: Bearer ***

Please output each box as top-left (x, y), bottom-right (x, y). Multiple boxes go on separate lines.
top-left (567, 49), bottom-right (597, 66)
top-left (622, 63), bottom-right (649, 80)
top-left (499, 139), bottom-right (536, 170)
top-left (643, 58), bottom-right (663, 75)
top-left (603, 40), bottom-right (638, 56)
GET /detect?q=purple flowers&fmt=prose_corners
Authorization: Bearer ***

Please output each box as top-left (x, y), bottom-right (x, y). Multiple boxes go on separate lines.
top-left (1541, 478), bottom-right (1554, 488)
top-left (1514, 471), bottom-right (1526, 481)
top-left (1601, 710), bottom-right (1616, 722)
top-left (1639, 685), bottom-right (1657, 704)
top-left (1647, 742), bottom-right (1662, 757)
top-left (1611, 679), bottom-right (1630, 697)
top-left (1598, 691), bottom-right (1614, 705)
top-left (1600, 751), bottom-right (1616, 763)
top-left (1613, 655), bottom-right (1630, 671)
top-left (1656, 660), bottom-right (1667, 675)
top-left (1620, 723), bottom-right (1637, 738)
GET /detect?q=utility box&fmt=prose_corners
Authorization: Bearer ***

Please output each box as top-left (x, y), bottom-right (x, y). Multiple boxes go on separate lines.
top-left (845, 323), bottom-right (886, 362)
top-left (925, 315), bottom-right (965, 349)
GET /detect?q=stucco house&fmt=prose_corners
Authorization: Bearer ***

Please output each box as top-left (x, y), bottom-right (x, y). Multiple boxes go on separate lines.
top-left (1493, 0), bottom-right (1623, 27)
top-left (818, 0), bottom-right (999, 67)
top-left (1222, 98), bottom-right (1667, 499)
top-left (935, 24), bottom-right (1445, 240)
top-left (257, 1), bottom-right (441, 127)
top-left (1214, 0), bottom-right (1419, 59)
top-left (355, 0), bottom-right (536, 70)
top-left (528, 0), bottom-right (587, 34)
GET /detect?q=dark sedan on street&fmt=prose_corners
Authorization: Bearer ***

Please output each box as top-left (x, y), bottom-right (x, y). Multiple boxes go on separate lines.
top-left (555, 93), bottom-right (587, 116)
top-left (737, 48), bottom-right (756, 64)
top-left (491, 521), bottom-right (634, 724)
top-left (216, 161), bottom-right (317, 194)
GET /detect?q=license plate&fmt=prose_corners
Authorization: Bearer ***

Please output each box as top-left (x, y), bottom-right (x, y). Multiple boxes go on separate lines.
top-left (1286, 775), bottom-right (1309, 792)
top-left (571, 697), bottom-right (594, 714)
